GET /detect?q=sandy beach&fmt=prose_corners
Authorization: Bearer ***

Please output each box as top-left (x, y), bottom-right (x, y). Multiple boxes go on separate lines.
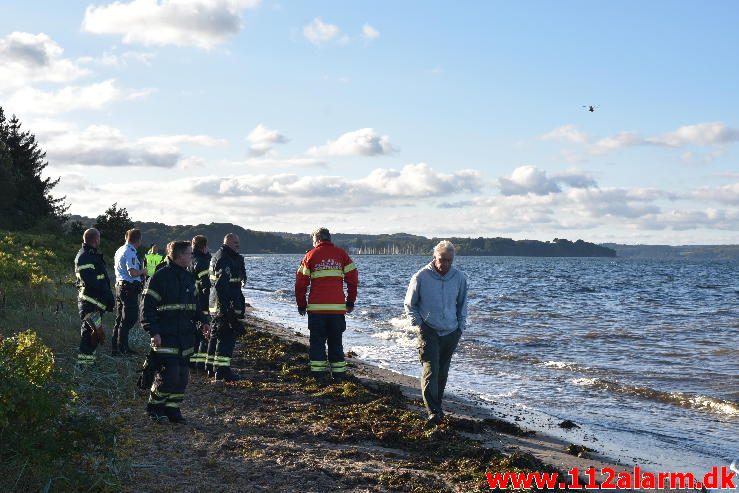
top-left (115, 310), bottom-right (671, 493)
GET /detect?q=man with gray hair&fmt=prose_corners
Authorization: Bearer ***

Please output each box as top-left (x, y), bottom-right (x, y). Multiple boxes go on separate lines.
top-left (404, 240), bottom-right (468, 426)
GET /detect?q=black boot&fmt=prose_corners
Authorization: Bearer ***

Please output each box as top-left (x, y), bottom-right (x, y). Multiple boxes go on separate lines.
top-left (331, 372), bottom-right (348, 383)
top-left (146, 403), bottom-right (166, 421)
top-left (164, 407), bottom-right (186, 424)
top-left (214, 367), bottom-right (242, 382)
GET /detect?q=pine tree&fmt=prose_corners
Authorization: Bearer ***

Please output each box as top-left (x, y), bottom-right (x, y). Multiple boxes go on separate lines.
top-left (0, 107), bottom-right (68, 230)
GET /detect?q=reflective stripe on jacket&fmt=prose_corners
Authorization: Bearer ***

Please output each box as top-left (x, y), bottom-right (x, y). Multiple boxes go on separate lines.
top-left (295, 241), bottom-right (358, 314)
top-left (208, 245), bottom-right (247, 318)
top-left (75, 243), bottom-right (114, 316)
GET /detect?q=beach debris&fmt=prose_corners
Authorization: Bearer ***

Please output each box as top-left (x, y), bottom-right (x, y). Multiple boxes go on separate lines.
top-left (558, 419), bottom-right (580, 429)
top-left (346, 350), bottom-right (358, 358)
top-left (447, 415), bottom-right (484, 433)
top-left (565, 443), bottom-right (594, 458)
top-left (482, 417), bottom-right (535, 436)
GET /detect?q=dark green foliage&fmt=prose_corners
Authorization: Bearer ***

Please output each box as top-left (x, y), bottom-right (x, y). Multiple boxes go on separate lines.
top-left (0, 106), bottom-right (68, 231)
top-left (94, 202), bottom-right (135, 246)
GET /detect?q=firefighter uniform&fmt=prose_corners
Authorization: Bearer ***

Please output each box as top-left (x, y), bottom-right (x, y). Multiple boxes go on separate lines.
top-left (207, 244), bottom-right (246, 381)
top-left (141, 257), bottom-right (208, 422)
top-left (189, 249), bottom-right (212, 371)
top-left (295, 241), bottom-right (358, 380)
top-left (74, 243), bottom-right (115, 367)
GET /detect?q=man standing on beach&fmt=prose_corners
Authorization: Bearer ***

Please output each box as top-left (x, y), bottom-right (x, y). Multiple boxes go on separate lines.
top-left (112, 228), bottom-right (147, 356)
top-left (207, 233), bottom-right (246, 382)
top-left (404, 240), bottom-right (468, 426)
top-left (74, 228), bottom-right (115, 367)
top-left (295, 227), bottom-right (358, 384)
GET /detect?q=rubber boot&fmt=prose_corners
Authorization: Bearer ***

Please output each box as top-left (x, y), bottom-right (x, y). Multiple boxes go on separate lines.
top-left (165, 407), bottom-right (186, 424)
top-left (214, 367), bottom-right (242, 382)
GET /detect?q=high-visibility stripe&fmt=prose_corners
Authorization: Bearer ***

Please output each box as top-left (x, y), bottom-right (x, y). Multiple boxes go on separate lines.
top-left (79, 293), bottom-right (106, 309)
top-left (330, 361), bottom-right (347, 367)
top-left (164, 402), bottom-right (181, 408)
top-left (143, 288), bottom-right (161, 301)
top-left (182, 348), bottom-right (194, 357)
top-left (148, 396), bottom-right (167, 405)
top-left (197, 269), bottom-right (209, 278)
top-left (343, 262), bottom-right (357, 273)
top-left (151, 346), bottom-right (179, 354)
top-left (307, 303), bottom-right (346, 311)
top-left (212, 356), bottom-right (231, 367)
top-left (96, 274), bottom-right (106, 280)
top-left (297, 265), bottom-right (311, 276)
top-left (229, 277), bottom-right (242, 283)
top-left (310, 269), bottom-right (344, 279)
top-left (76, 263), bottom-right (95, 271)
top-left (156, 304), bottom-right (196, 311)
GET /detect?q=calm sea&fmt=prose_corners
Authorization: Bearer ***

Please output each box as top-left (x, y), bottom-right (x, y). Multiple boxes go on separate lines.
top-left (241, 254), bottom-right (738, 476)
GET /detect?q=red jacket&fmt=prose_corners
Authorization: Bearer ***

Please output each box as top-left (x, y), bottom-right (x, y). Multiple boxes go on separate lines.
top-left (295, 241), bottom-right (358, 314)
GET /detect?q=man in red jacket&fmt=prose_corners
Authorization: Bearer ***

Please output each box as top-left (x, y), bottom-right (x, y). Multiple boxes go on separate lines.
top-left (295, 227), bottom-right (358, 383)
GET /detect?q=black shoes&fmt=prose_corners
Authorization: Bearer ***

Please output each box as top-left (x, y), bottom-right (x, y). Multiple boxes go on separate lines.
top-left (146, 403), bottom-right (167, 422)
top-left (214, 369), bottom-right (242, 382)
top-left (164, 407), bottom-right (186, 424)
top-left (426, 414), bottom-right (443, 427)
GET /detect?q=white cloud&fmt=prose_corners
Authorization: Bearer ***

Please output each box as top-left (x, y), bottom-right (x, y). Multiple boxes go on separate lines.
top-left (186, 163), bottom-right (480, 206)
top-left (649, 122), bottom-right (739, 147)
top-left (0, 32), bottom-right (89, 90)
top-left (43, 124), bottom-right (225, 168)
top-left (498, 166), bottom-right (596, 196)
top-left (82, 0), bottom-right (261, 49)
top-left (589, 132), bottom-right (646, 154)
top-left (5, 79), bottom-right (152, 116)
top-left (307, 128), bottom-right (396, 157)
top-left (303, 17), bottom-right (341, 45)
top-left (246, 124), bottom-right (288, 156)
top-left (541, 124), bottom-right (588, 145)
top-left (691, 182), bottom-right (739, 205)
top-left (362, 24), bottom-right (380, 41)
top-left (243, 157), bottom-right (327, 168)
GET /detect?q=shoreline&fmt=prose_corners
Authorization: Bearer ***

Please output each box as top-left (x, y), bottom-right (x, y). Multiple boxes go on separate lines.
top-left (244, 310), bottom-right (682, 491)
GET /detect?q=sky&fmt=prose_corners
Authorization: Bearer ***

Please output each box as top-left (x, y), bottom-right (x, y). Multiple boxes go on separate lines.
top-left (1, 1), bottom-right (738, 244)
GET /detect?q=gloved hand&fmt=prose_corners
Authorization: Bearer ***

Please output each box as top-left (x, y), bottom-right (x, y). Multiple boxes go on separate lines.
top-left (298, 306), bottom-right (306, 316)
top-left (201, 323), bottom-right (211, 338)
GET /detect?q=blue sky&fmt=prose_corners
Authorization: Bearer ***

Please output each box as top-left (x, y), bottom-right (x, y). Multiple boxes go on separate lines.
top-left (1, 1), bottom-right (737, 243)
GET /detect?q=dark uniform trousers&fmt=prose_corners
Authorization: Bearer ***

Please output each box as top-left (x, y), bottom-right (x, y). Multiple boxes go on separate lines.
top-left (148, 347), bottom-right (192, 410)
top-left (191, 323), bottom-right (208, 370)
top-left (77, 309), bottom-right (103, 366)
top-left (206, 316), bottom-right (243, 374)
top-left (308, 313), bottom-right (347, 375)
top-left (113, 281), bottom-right (141, 352)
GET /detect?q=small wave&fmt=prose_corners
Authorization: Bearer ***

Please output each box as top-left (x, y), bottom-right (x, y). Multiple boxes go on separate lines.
top-left (541, 360), bottom-right (585, 371)
top-left (581, 329), bottom-right (641, 340)
top-left (245, 287), bottom-right (276, 293)
top-left (569, 378), bottom-right (739, 417)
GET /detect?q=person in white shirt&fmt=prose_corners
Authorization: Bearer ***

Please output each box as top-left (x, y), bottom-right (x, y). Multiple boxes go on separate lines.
top-left (112, 228), bottom-right (147, 355)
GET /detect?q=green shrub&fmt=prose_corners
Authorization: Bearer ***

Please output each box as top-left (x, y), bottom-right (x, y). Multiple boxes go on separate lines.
top-left (0, 329), bottom-right (66, 434)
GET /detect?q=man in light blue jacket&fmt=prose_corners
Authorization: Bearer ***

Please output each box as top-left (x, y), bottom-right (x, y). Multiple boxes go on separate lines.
top-left (404, 240), bottom-right (468, 426)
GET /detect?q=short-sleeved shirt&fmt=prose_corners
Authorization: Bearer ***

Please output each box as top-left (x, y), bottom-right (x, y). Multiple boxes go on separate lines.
top-left (114, 243), bottom-right (143, 283)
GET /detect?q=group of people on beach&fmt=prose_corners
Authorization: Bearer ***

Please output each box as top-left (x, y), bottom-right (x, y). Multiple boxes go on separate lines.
top-left (74, 226), bottom-right (468, 426)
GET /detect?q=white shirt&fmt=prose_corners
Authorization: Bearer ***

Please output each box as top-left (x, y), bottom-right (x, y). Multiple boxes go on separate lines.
top-left (114, 243), bottom-right (143, 283)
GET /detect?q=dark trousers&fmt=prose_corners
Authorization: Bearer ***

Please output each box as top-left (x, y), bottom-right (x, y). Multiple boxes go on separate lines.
top-left (191, 325), bottom-right (208, 369)
top-left (148, 354), bottom-right (189, 410)
top-left (77, 310), bottom-right (103, 366)
top-left (210, 316), bottom-right (241, 374)
top-left (418, 324), bottom-right (461, 418)
top-left (113, 282), bottom-right (141, 352)
top-left (308, 313), bottom-right (346, 374)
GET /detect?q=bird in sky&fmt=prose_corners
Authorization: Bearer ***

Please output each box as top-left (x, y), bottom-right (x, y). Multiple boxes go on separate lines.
top-left (582, 105), bottom-right (598, 112)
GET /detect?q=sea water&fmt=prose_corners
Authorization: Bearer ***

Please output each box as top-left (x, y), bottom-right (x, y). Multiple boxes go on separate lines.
top-left (241, 254), bottom-right (738, 477)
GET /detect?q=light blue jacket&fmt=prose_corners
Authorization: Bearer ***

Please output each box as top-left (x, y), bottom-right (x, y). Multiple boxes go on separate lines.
top-left (404, 262), bottom-right (468, 336)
